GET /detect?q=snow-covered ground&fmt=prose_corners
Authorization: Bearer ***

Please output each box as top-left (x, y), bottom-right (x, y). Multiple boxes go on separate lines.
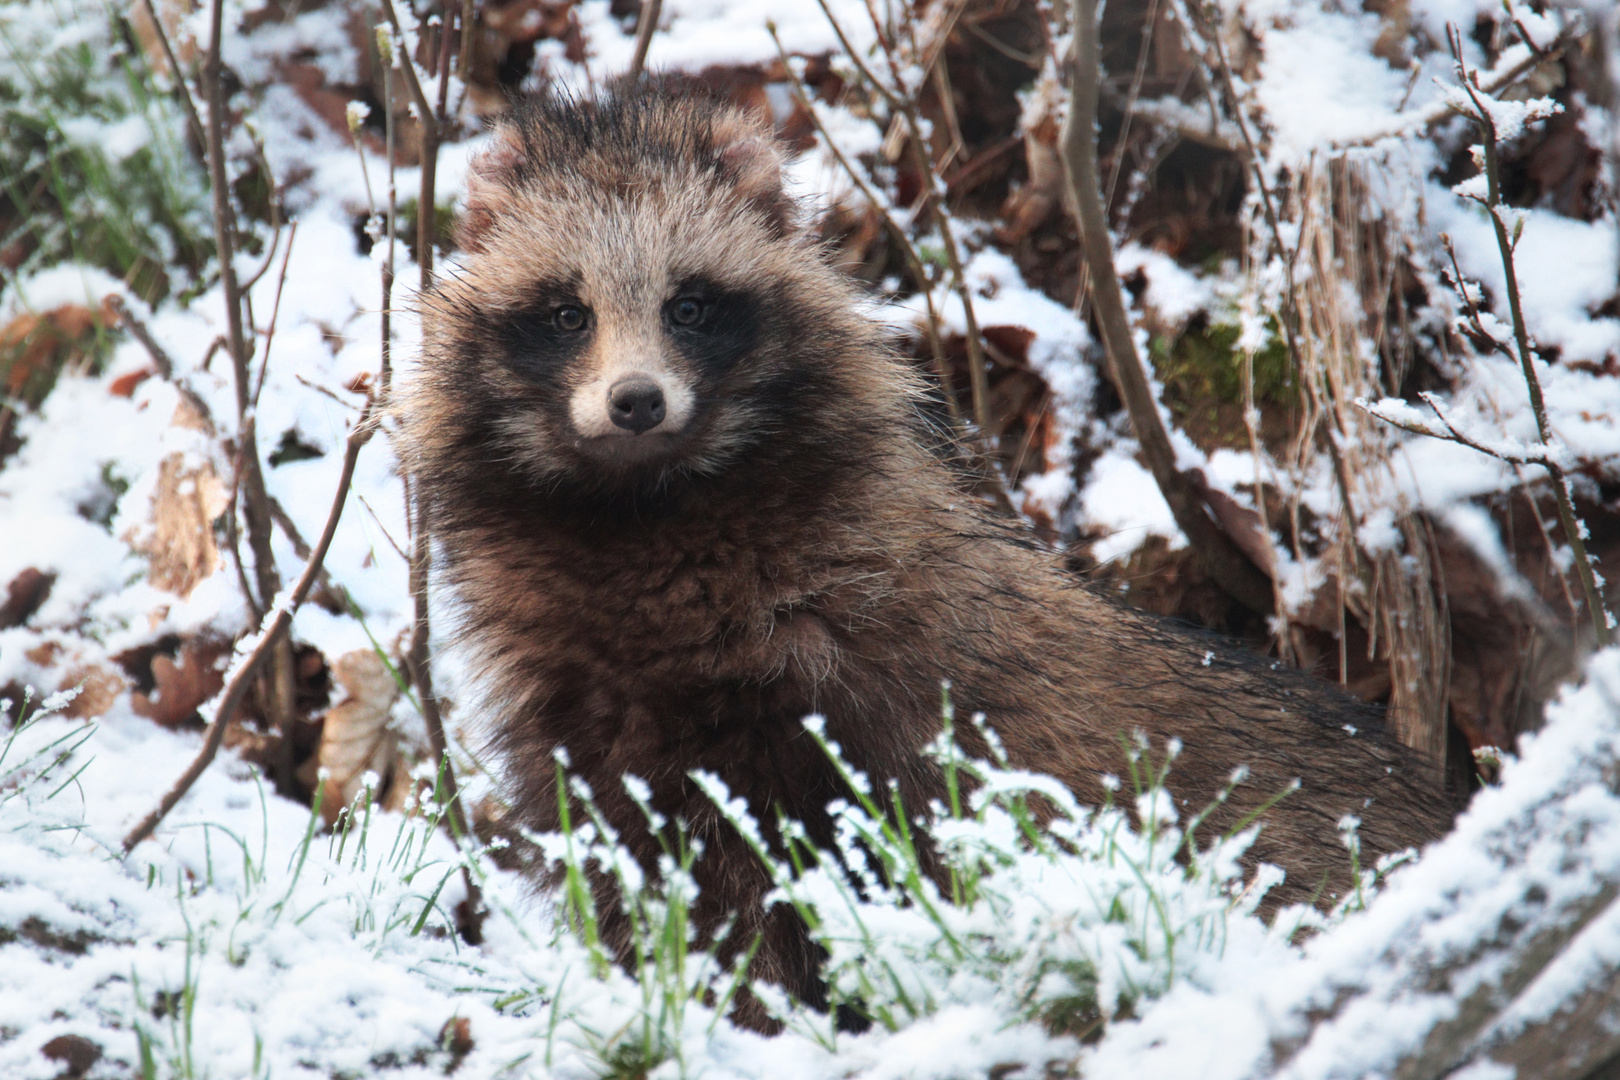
top-left (3, 0), bottom-right (1619, 1074)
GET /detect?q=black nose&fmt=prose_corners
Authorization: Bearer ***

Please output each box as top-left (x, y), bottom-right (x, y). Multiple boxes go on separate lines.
top-left (608, 377), bottom-right (667, 434)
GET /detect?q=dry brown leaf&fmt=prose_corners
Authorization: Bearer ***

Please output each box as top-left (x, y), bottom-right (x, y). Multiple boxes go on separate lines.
top-left (132, 453), bottom-right (229, 598)
top-left (55, 662), bottom-right (130, 719)
top-left (0, 301), bottom-right (115, 408)
top-left (126, 397), bottom-right (227, 600)
top-left (298, 649), bottom-right (401, 823)
top-left (131, 637), bottom-right (229, 728)
top-left (21, 640), bottom-right (130, 719)
top-left (0, 568), bottom-right (54, 629)
top-left (108, 367), bottom-right (155, 398)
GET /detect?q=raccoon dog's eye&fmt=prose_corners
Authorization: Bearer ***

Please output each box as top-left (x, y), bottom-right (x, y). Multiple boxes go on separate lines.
top-left (669, 297), bottom-right (705, 327)
top-left (554, 305), bottom-right (588, 332)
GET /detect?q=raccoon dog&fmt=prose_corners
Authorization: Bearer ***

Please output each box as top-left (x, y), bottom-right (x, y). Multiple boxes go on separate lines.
top-left (401, 85), bottom-right (1453, 1023)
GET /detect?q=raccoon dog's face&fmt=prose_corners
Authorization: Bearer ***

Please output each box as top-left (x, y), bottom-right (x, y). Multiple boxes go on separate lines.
top-left (421, 92), bottom-right (864, 499)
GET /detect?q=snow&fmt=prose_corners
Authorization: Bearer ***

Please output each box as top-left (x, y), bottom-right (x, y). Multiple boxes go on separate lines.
top-left (1248, 7), bottom-right (1412, 158)
top-left (1076, 646), bottom-right (1620, 1079)
top-left (3, 0), bottom-right (1619, 1074)
top-left (1080, 445), bottom-right (1185, 564)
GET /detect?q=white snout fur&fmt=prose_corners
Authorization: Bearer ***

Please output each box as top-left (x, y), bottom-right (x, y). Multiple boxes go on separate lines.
top-left (569, 361), bottom-right (695, 438)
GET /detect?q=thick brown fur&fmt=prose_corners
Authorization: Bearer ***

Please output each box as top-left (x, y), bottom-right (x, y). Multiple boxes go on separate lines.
top-left (400, 84), bottom-right (1454, 1024)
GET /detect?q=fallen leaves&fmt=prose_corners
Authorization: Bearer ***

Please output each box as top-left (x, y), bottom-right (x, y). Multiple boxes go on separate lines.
top-left (0, 569), bottom-right (55, 629)
top-left (297, 649), bottom-right (402, 823)
top-left (130, 637), bottom-right (230, 728)
top-left (23, 641), bottom-right (129, 720)
top-left (0, 300), bottom-right (117, 408)
top-left (125, 396), bottom-right (229, 600)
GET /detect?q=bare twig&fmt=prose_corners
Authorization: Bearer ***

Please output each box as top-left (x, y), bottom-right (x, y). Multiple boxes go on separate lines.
top-left (1333, 33), bottom-right (1577, 151)
top-left (356, 491), bottom-right (410, 563)
top-left (627, 0), bottom-right (663, 81)
top-left (858, 1), bottom-right (994, 441)
top-left (1062, 0), bottom-right (1274, 615)
top-left (237, 162), bottom-right (285, 295)
top-left (1179, 0), bottom-right (1365, 564)
top-left (811, 0), bottom-right (898, 112)
top-left (123, 398), bottom-right (381, 852)
top-left (961, 19), bottom-right (1042, 69)
top-left (199, 334), bottom-right (227, 372)
top-left (377, 25), bottom-right (399, 398)
top-left (770, 31), bottom-right (955, 417)
top-left (252, 219), bottom-right (299, 409)
top-left (134, 0), bottom-right (205, 148)
top-left (198, 0), bottom-right (296, 753)
top-left (457, 0), bottom-right (475, 81)
top-left (108, 296), bottom-right (222, 447)
top-left (378, 2), bottom-right (484, 941)
top-left (106, 296), bottom-right (175, 381)
top-left (379, 0), bottom-right (441, 295)
top-left (1102, 0), bottom-right (1163, 217)
top-left (773, 27), bottom-right (1012, 515)
top-left (1435, 27), bottom-right (1608, 647)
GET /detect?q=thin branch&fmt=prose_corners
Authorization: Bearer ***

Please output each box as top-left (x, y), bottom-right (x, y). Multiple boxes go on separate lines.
top-left (1062, 0), bottom-right (1274, 615)
top-left (197, 0), bottom-right (294, 750)
top-left (1445, 24), bottom-right (1610, 648)
top-left (1358, 393), bottom-right (1552, 468)
top-left (627, 0), bottom-right (663, 81)
top-left (961, 19), bottom-right (1042, 69)
top-left (457, 0), bottom-right (475, 80)
top-left (1442, 236), bottom-right (1519, 367)
top-left (107, 296), bottom-right (175, 380)
top-left (1102, 0), bottom-right (1163, 217)
top-left (811, 0), bottom-right (899, 112)
top-left (379, 23), bottom-right (398, 399)
top-left (378, 2), bottom-right (437, 146)
top-left (380, 2), bottom-right (485, 941)
top-left (198, 0), bottom-right (278, 612)
top-left (123, 398), bottom-right (381, 852)
top-left (222, 419), bottom-right (264, 622)
top-left (200, 334), bottom-right (227, 372)
top-left (858, 1), bottom-right (995, 441)
top-left (773, 28), bottom-right (1012, 514)
top-left (252, 219), bottom-right (299, 409)
top-left (770, 31), bottom-right (955, 416)
top-left (1179, 0), bottom-right (1365, 570)
top-left (134, 0), bottom-right (205, 149)
top-left (1332, 33), bottom-right (1577, 151)
top-left (236, 152), bottom-right (285, 295)
top-left (356, 491), bottom-right (410, 563)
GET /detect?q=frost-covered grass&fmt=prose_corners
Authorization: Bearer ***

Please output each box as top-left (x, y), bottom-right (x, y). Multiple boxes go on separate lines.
top-left (2, 0), bottom-right (1618, 1074)
top-left (3, 680), bottom-right (1376, 1079)
top-left (8, 652), bottom-right (1620, 1078)
top-left (697, 705), bottom-right (1320, 1045)
top-left (0, 0), bottom-right (211, 307)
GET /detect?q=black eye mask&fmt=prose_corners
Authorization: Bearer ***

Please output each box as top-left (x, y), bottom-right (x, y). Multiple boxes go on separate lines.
top-left (495, 278), bottom-right (592, 381)
top-left (662, 281), bottom-right (759, 380)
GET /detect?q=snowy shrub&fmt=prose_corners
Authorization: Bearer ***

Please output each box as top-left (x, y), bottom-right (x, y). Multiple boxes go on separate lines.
top-left (522, 694), bottom-right (1386, 1065)
top-left (0, 0), bottom-right (211, 305)
top-left (0, 685), bottom-right (94, 820)
top-left (698, 708), bottom-right (1315, 1043)
top-left (504, 754), bottom-right (756, 1079)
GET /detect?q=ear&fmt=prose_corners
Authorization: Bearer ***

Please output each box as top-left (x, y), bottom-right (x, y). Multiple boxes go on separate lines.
top-left (458, 123), bottom-right (525, 254)
top-left (711, 113), bottom-right (795, 235)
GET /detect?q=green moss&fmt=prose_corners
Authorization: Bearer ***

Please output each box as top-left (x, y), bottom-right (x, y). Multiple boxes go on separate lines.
top-left (394, 196), bottom-right (459, 260)
top-left (1149, 317), bottom-right (1292, 407)
top-left (1145, 315), bottom-right (1294, 449)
